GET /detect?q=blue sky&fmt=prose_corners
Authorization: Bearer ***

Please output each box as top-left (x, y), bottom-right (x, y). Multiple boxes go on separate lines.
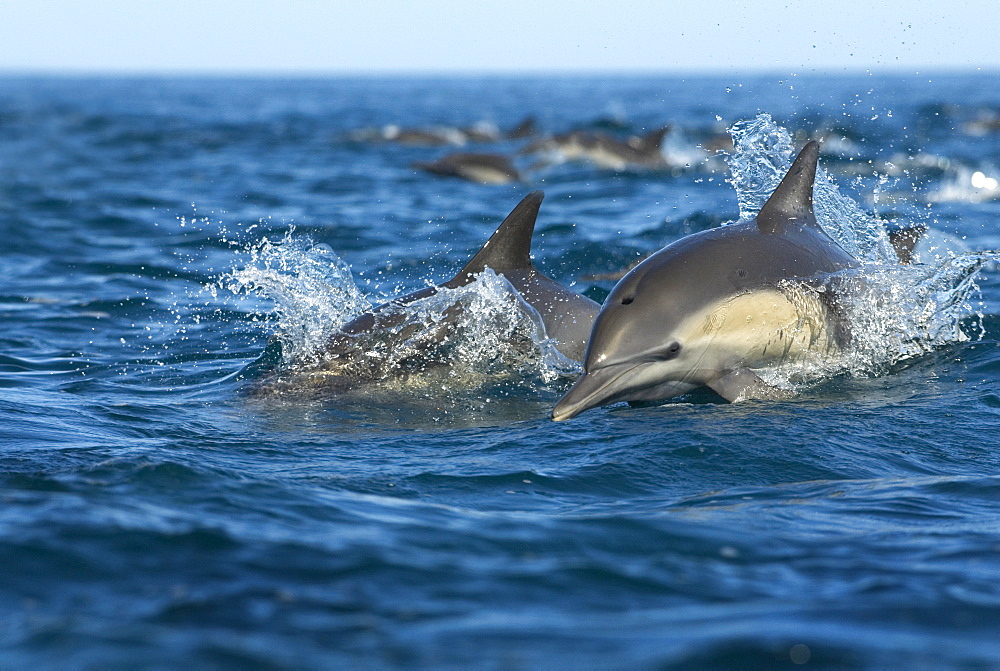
top-left (1, 0), bottom-right (996, 74)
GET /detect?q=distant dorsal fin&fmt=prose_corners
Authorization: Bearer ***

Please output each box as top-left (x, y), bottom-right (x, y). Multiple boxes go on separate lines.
top-left (507, 116), bottom-right (537, 139)
top-left (445, 191), bottom-right (542, 287)
top-left (628, 125), bottom-right (671, 151)
top-left (757, 140), bottom-right (820, 234)
top-left (641, 124), bottom-right (671, 150)
top-left (887, 225), bottom-right (927, 264)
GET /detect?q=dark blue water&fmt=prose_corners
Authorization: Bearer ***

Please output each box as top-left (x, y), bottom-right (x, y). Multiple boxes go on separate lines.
top-left (3, 73), bottom-right (1000, 669)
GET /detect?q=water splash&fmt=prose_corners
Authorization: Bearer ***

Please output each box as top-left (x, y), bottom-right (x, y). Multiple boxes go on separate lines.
top-left (727, 114), bottom-right (995, 387)
top-left (222, 232), bottom-right (577, 395)
top-left (838, 254), bottom-right (989, 374)
top-left (221, 229), bottom-right (371, 359)
top-left (728, 113), bottom-right (898, 264)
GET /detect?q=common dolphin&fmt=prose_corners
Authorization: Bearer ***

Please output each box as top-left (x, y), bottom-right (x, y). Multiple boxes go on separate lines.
top-left (413, 152), bottom-right (523, 184)
top-left (525, 126), bottom-right (673, 171)
top-left (504, 116), bottom-right (537, 140)
top-left (552, 140), bottom-right (858, 420)
top-left (350, 124), bottom-right (466, 146)
top-left (327, 191), bottom-right (599, 364)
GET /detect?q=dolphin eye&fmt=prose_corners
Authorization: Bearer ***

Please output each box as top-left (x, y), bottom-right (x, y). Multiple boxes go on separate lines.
top-left (620, 294), bottom-right (635, 305)
top-left (661, 342), bottom-right (682, 359)
top-left (647, 341), bottom-right (681, 363)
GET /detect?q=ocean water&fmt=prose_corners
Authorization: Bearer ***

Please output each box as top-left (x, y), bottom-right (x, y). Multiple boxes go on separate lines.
top-left (3, 73), bottom-right (1000, 668)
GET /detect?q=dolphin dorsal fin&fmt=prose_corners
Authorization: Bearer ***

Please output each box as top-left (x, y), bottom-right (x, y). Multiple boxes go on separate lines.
top-left (445, 191), bottom-right (542, 287)
top-left (642, 125), bottom-right (671, 150)
top-left (757, 140), bottom-right (820, 234)
top-left (887, 225), bottom-right (927, 264)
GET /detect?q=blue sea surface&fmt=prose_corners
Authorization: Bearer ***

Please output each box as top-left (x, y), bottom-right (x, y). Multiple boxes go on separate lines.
top-left (3, 73), bottom-right (1000, 668)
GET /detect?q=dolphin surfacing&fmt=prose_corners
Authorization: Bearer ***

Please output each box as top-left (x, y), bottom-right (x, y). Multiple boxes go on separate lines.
top-left (413, 152), bottom-right (523, 184)
top-left (524, 126), bottom-right (673, 171)
top-left (327, 191), bottom-right (599, 368)
top-left (552, 140), bottom-right (858, 421)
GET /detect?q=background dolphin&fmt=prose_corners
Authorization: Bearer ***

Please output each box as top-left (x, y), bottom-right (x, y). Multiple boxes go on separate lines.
top-left (552, 141), bottom-right (858, 420)
top-left (413, 152), bottom-right (523, 184)
top-left (524, 125), bottom-right (673, 171)
top-left (328, 191), bottom-right (599, 365)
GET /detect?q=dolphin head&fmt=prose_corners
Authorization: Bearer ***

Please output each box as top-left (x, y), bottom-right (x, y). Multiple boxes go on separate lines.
top-left (551, 239), bottom-right (738, 421)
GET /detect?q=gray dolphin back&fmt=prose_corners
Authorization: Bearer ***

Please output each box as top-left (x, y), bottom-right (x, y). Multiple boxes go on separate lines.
top-left (333, 190), bottom-right (597, 363)
top-left (444, 190), bottom-right (599, 360)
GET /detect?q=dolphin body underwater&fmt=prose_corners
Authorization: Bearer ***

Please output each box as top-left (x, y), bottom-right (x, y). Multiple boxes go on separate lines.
top-left (552, 140), bottom-right (861, 421)
top-left (319, 191), bottom-right (600, 373)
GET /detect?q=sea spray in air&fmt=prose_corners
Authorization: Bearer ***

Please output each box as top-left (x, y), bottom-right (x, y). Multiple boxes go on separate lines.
top-left (727, 114), bottom-right (994, 388)
top-left (728, 113), bottom-right (898, 263)
top-left (837, 253), bottom-right (990, 373)
top-left (222, 229), bottom-right (372, 361)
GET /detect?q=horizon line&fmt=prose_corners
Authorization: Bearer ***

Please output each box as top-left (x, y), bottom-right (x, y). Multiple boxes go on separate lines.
top-left (2, 65), bottom-right (998, 79)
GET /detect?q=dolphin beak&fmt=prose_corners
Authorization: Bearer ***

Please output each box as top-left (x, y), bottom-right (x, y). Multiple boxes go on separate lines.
top-left (551, 363), bottom-right (637, 421)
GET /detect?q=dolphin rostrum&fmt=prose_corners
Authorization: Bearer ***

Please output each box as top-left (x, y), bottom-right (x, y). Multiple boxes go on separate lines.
top-left (552, 140), bottom-right (858, 420)
top-left (328, 191), bottom-right (600, 366)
